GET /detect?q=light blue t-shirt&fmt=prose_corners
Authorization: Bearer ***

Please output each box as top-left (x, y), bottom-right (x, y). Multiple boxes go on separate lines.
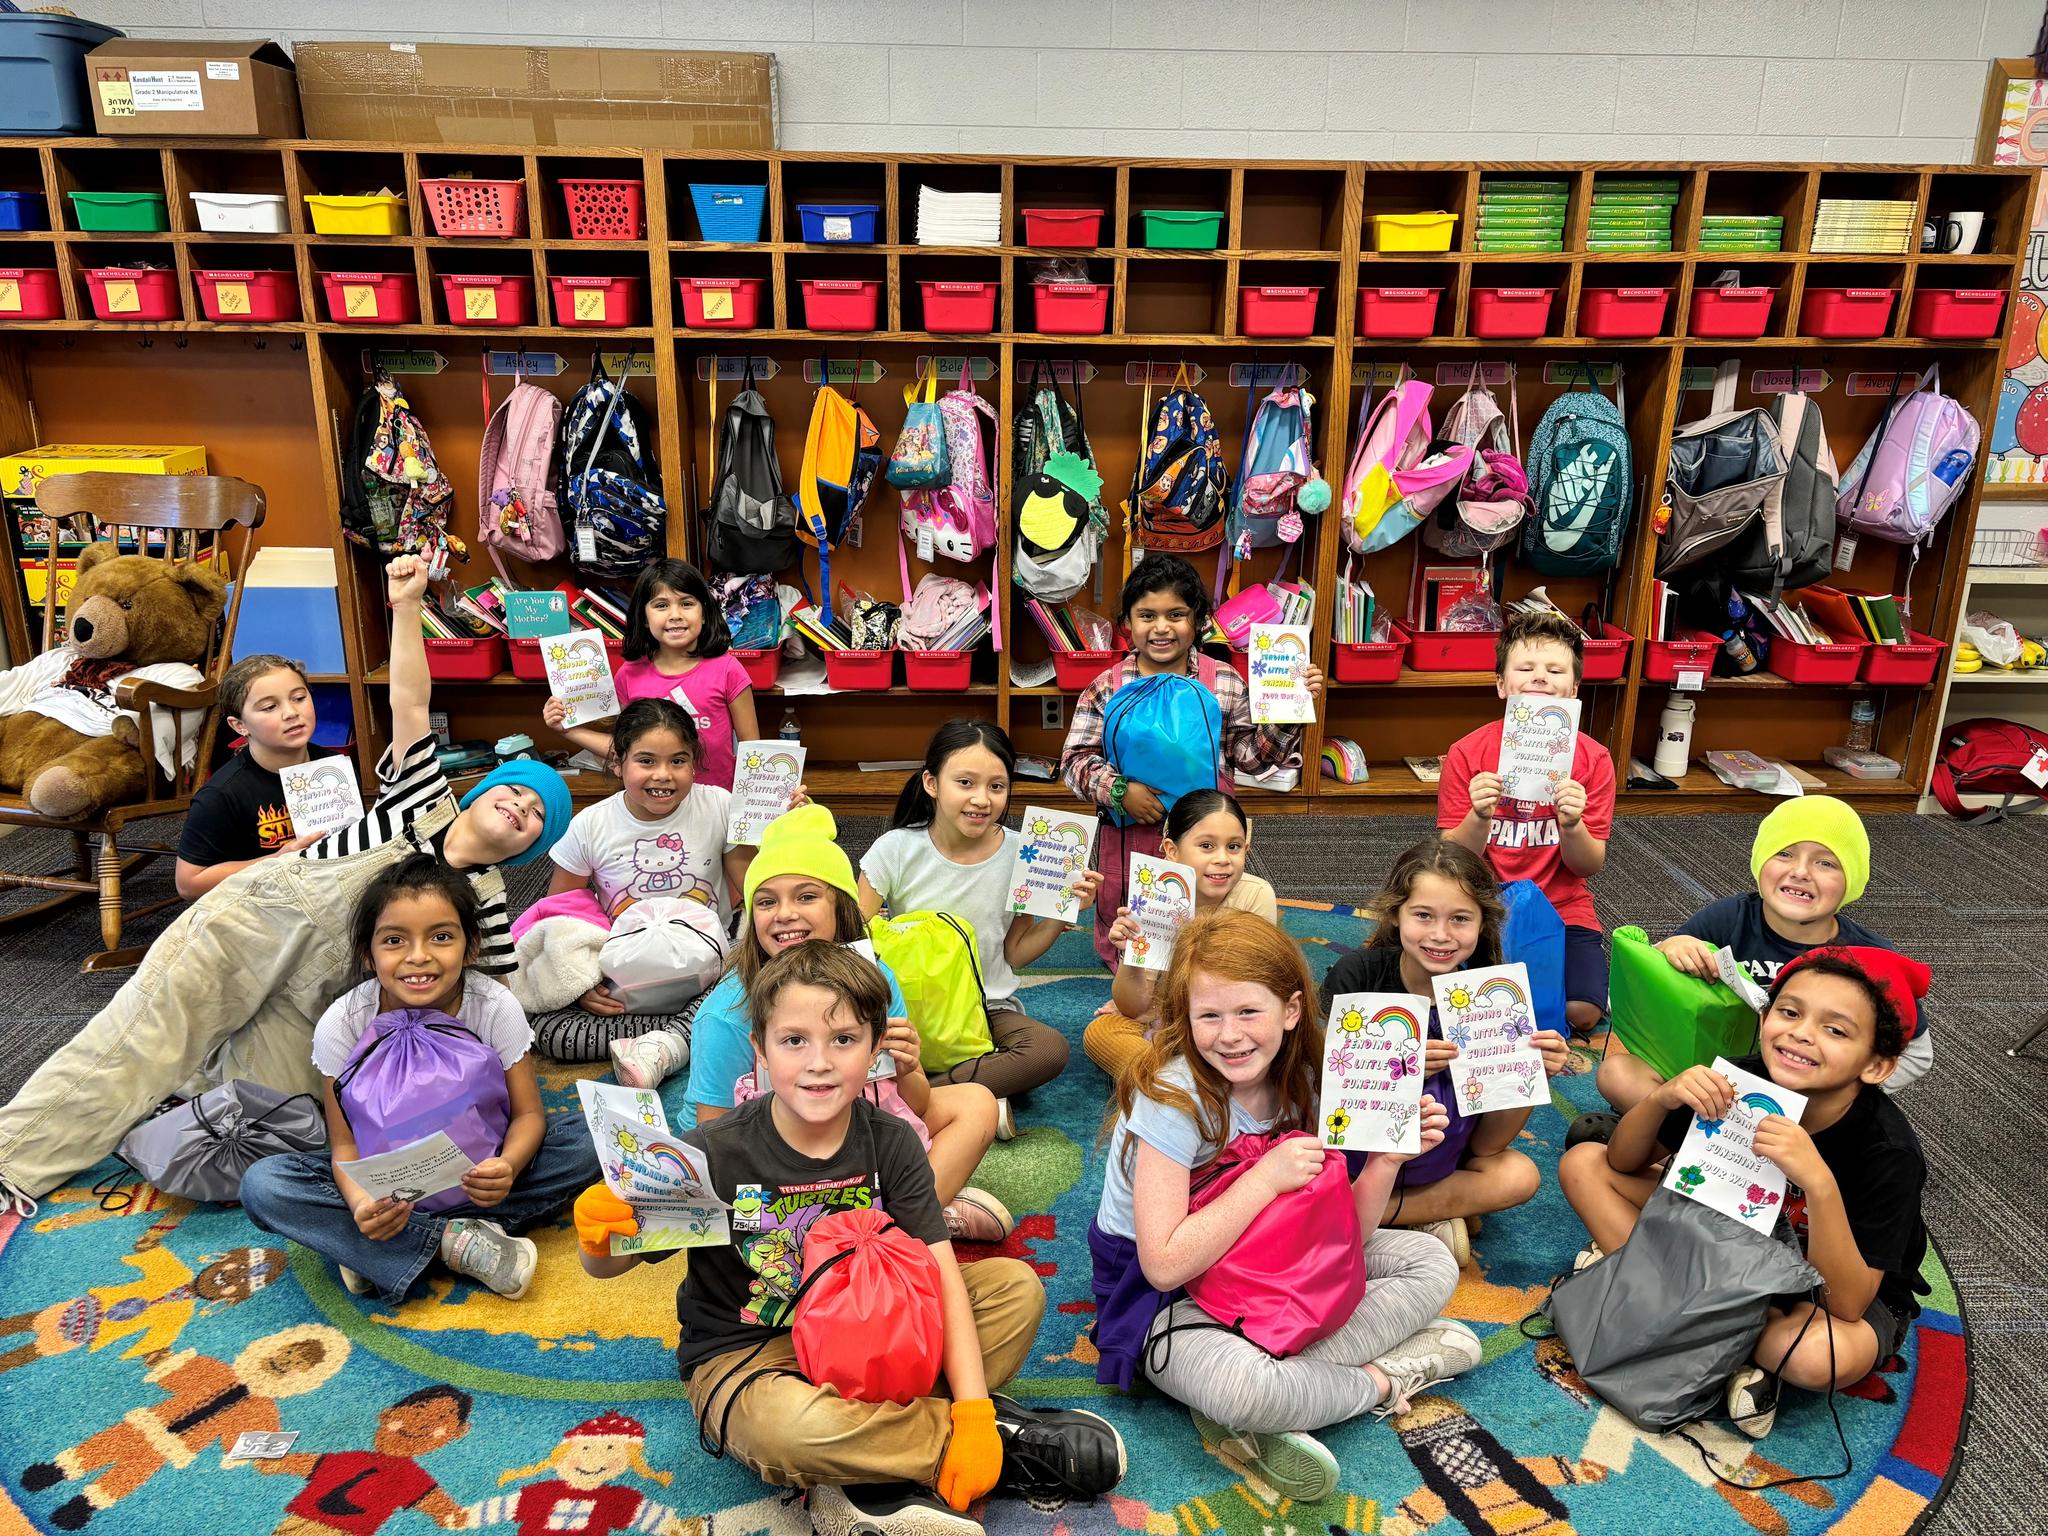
top-left (676, 951), bottom-right (910, 1131)
top-left (1094, 1057), bottom-right (1278, 1241)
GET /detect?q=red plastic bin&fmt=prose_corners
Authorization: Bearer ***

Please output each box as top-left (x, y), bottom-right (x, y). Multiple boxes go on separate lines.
top-left (440, 274), bottom-right (534, 328)
top-left (1227, 649), bottom-right (1250, 681)
top-left (904, 649), bottom-right (973, 690)
top-left (0, 267), bottom-right (63, 320)
top-left (83, 267), bottom-right (179, 321)
top-left (1399, 619), bottom-right (1499, 672)
top-left (420, 178), bottom-right (527, 238)
top-left (1053, 649), bottom-right (1118, 691)
top-left (1023, 208), bottom-right (1103, 247)
top-left (919, 280), bottom-right (997, 333)
top-left (1332, 636), bottom-right (1405, 684)
top-left (1800, 287), bottom-right (1896, 339)
top-left (506, 634), bottom-right (626, 680)
top-left (801, 278), bottom-right (881, 332)
top-left (1860, 629), bottom-right (1947, 686)
top-left (320, 270), bottom-right (419, 325)
top-left (424, 636), bottom-right (508, 681)
top-left (1469, 287), bottom-right (1556, 339)
top-left (1032, 281), bottom-right (1109, 335)
top-left (678, 277), bottom-right (763, 330)
top-left (1579, 287), bottom-right (1670, 339)
top-left (1359, 287), bottom-right (1443, 339)
top-left (1580, 623), bottom-right (1634, 682)
top-left (1767, 634), bottom-right (1866, 685)
top-left (826, 649), bottom-right (894, 690)
top-left (1642, 630), bottom-right (1718, 682)
top-left (732, 647), bottom-right (782, 691)
top-left (1689, 286), bottom-right (1775, 338)
top-left (561, 178), bottom-right (645, 240)
top-left (549, 274), bottom-right (643, 328)
top-left (1240, 285), bottom-right (1323, 338)
top-left (193, 269), bottom-right (300, 322)
top-left (1908, 288), bottom-right (2007, 340)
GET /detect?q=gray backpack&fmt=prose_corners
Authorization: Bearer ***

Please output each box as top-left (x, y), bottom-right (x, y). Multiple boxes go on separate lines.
top-left (112, 1080), bottom-right (327, 1205)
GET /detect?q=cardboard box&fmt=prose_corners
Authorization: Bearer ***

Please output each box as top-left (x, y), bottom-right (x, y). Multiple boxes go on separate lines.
top-left (1, 443), bottom-right (207, 501)
top-left (86, 40), bottom-right (301, 138)
top-left (292, 42), bottom-right (776, 149)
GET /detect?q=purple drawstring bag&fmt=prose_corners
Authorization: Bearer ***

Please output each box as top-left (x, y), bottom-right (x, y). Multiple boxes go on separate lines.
top-left (334, 1007), bottom-right (510, 1213)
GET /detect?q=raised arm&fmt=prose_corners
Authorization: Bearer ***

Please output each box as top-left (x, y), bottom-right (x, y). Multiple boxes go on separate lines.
top-left (384, 555), bottom-right (435, 756)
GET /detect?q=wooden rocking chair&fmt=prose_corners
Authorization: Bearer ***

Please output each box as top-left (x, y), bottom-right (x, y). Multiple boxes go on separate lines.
top-left (0, 472), bottom-right (265, 970)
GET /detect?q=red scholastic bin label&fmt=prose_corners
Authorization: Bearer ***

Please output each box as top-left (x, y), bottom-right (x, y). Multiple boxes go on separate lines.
top-left (1496, 288), bottom-right (1549, 298)
top-left (1256, 287), bottom-right (1314, 297)
top-left (561, 276), bottom-right (610, 287)
top-left (1952, 289), bottom-right (2001, 300)
top-left (453, 275), bottom-right (503, 287)
top-left (813, 280), bottom-right (862, 291)
top-left (934, 283), bottom-right (984, 293)
top-left (1844, 289), bottom-right (1888, 299)
top-left (1616, 288), bottom-right (1665, 298)
top-left (1378, 288), bottom-right (1429, 298)
top-left (1715, 288), bottom-right (1768, 298)
top-left (203, 270), bottom-right (256, 281)
top-left (690, 278), bottom-right (739, 289)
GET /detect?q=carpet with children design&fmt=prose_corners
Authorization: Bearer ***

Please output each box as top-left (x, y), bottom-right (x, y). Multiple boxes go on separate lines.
top-left (0, 904), bottom-right (1968, 1536)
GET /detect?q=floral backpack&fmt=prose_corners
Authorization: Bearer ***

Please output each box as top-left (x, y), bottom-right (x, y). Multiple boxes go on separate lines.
top-left (900, 362), bottom-right (999, 562)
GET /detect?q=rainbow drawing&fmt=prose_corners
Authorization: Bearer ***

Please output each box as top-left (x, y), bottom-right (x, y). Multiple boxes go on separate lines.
top-left (1476, 977), bottom-right (1528, 1012)
top-left (1151, 871), bottom-right (1193, 907)
top-left (1365, 1005), bottom-right (1423, 1042)
top-left (1530, 703), bottom-right (1575, 733)
top-left (760, 751), bottom-right (801, 777)
top-left (643, 1143), bottom-right (694, 1183)
top-left (1738, 1090), bottom-right (1788, 1117)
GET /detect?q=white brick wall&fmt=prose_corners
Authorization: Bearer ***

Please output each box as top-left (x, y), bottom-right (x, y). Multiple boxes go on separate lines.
top-left (84, 0), bottom-right (2046, 161)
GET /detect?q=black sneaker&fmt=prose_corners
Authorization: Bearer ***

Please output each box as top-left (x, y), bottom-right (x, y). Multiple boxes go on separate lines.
top-left (989, 1394), bottom-right (1126, 1499)
top-left (1566, 1111), bottom-right (1618, 1148)
top-left (807, 1483), bottom-right (983, 1536)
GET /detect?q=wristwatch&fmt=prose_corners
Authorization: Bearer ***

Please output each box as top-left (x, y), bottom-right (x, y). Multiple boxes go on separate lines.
top-left (1109, 775), bottom-right (1128, 814)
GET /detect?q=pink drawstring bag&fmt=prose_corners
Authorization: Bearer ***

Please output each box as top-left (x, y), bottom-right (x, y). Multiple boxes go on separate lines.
top-left (1184, 1129), bottom-right (1366, 1356)
top-left (334, 1007), bottom-right (510, 1214)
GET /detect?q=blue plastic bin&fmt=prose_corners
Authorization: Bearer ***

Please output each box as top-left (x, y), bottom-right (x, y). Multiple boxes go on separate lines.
top-left (689, 183), bottom-right (767, 243)
top-left (797, 203), bottom-right (880, 244)
top-left (0, 191), bottom-right (48, 231)
top-left (0, 13), bottom-right (123, 135)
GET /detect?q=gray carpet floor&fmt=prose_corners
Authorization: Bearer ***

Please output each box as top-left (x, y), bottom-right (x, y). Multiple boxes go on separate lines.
top-left (2, 809), bottom-right (2043, 1535)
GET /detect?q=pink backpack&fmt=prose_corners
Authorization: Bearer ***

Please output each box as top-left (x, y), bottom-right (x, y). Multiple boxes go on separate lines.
top-left (478, 378), bottom-right (564, 580)
top-left (1837, 364), bottom-right (1979, 548)
top-left (900, 362), bottom-right (999, 562)
top-left (1425, 374), bottom-right (1532, 559)
top-left (1341, 370), bottom-right (1471, 557)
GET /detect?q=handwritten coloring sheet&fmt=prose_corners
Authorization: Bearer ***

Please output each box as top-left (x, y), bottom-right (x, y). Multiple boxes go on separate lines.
top-left (1496, 695), bottom-right (1581, 804)
top-left (1009, 805), bottom-right (1099, 923)
top-left (1248, 624), bottom-right (1316, 725)
top-left (1122, 852), bottom-right (1196, 972)
top-left (1434, 962), bottom-right (1548, 1116)
top-left (278, 756), bottom-right (365, 838)
top-left (541, 629), bottom-right (622, 729)
top-left (1319, 991), bottom-right (1430, 1154)
top-left (576, 1080), bottom-right (731, 1254)
top-left (1662, 1056), bottom-right (1809, 1234)
top-left (727, 741), bottom-right (807, 845)
top-left (335, 1130), bottom-right (473, 1205)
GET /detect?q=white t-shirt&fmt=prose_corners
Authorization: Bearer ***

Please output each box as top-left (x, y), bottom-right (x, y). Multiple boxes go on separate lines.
top-left (310, 975), bottom-right (532, 1079)
top-left (549, 786), bottom-right (734, 926)
top-left (1095, 1057), bottom-right (1279, 1241)
top-left (859, 825), bottom-right (1023, 1003)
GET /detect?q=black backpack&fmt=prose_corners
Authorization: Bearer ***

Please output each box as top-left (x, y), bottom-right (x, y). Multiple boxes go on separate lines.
top-left (706, 358), bottom-right (799, 575)
top-left (1723, 389), bottom-right (1838, 595)
top-left (561, 353), bottom-right (665, 582)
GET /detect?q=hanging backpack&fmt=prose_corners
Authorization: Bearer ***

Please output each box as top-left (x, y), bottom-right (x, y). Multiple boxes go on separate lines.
top-left (706, 357), bottom-right (800, 577)
top-left (1012, 360), bottom-right (1107, 602)
top-left (792, 1208), bottom-right (945, 1405)
top-left (900, 362), bottom-right (999, 563)
top-left (562, 354), bottom-right (665, 583)
top-left (1837, 364), bottom-right (1979, 548)
top-left (1930, 716), bottom-right (2048, 822)
top-left (885, 361), bottom-right (953, 490)
top-left (1340, 370), bottom-right (1470, 558)
top-left (1425, 372), bottom-right (1532, 561)
top-left (477, 377), bottom-right (564, 582)
top-left (1125, 369), bottom-right (1229, 555)
top-left (1521, 362), bottom-right (1634, 576)
top-left (866, 910), bottom-right (995, 1073)
top-left (1228, 380), bottom-right (1321, 559)
top-left (715, 571), bottom-right (784, 651)
top-left (1101, 668), bottom-right (1223, 827)
top-left (344, 368), bottom-right (461, 566)
top-left (333, 1007), bottom-right (510, 1215)
top-left (797, 367), bottom-right (883, 619)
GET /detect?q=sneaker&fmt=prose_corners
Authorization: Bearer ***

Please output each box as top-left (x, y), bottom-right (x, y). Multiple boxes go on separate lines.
top-left (1369, 1320), bottom-right (1483, 1418)
top-left (1571, 1241), bottom-right (1604, 1274)
top-left (337, 1265), bottom-right (375, 1296)
top-left (611, 1029), bottom-right (687, 1090)
top-left (1726, 1364), bottom-right (1780, 1439)
top-left (943, 1187), bottom-right (1015, 1244)
top-left (1189, 1407), bottom-right (1338, 1503)
top-left (989, 1394), bottom-right (1126, 1499)
top-left (993, 1099), bottom-right (1017, 1142)
top-left (1566, 1111), bottom-right (1619, 1148)
top-left (439, 1218), bottom-right (537, 1300)
top-left (1418, 1216), bottom-right (1471, 1267)
top-left (807, 1482), bottom-right (983, 1536)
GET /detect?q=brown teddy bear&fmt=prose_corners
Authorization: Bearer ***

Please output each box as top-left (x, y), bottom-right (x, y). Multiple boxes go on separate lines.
top-left (0, 543), bottom-right (228, 819)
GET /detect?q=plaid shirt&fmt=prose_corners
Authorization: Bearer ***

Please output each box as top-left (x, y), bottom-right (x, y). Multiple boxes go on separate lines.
top-left (1060, 652), bottom-right (1302, 808)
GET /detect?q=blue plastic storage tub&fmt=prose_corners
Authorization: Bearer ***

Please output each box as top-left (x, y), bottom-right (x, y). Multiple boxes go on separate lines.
top-left (797, 203), bottom-right (880, 244)
top-left (688, 183), bottom-right (767, 242)
top-left (0, 191), bottom-right (48, 231)
top-left (0, 13), bottom-right (123, 135)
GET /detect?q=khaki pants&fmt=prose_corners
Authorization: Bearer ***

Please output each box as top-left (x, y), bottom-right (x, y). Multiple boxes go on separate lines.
top-left (0, 816), bottom-right (448, 1201)
top-left (686, 1257), bottom-right (1044, 1489)
top-left (1082, 1009), bottom-right (1148, 1083)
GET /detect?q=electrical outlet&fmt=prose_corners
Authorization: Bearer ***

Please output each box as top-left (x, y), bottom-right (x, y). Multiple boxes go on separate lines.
top-left (1040, 696), bottom-right (1064, 730)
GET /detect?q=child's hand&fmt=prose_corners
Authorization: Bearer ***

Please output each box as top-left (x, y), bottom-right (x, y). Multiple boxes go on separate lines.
top-left (461, 1157), bottom-right (515, 1208)
top-left (581, 982), bottom-right (627, 1017)
top-left (881, 1016), bottom-right (922, 1077)
top-left (1423, 1037), bottom-right (1460, 1075)
top-left (1752, 1115), bottom-right (1832, 1196)
top-left (1302, 664), bottom-right (1325, 702)
top-left (1654, 1064), bottom-right (1734, 1121)
top-left (1385, 1093), bottom-right (1450, 1165)
top-left (788, 782), bottom-right (812, 810)
top-left (1467, 771), bottom-right (1504, 820)
top-left (386, 555), bottom-right (430, 607)
top-left (1106, 905), bottom-right (1139, 948)
top-left (542, 696), bottom-right (570, 731)
top-left (352, 1195), bottom-right (413, 1242)
top-left (1532, 1029), bottom-right (1571, 1076)
top-left (1555, 777), bottom-right (1587, 829)
top-left (278, 831), bottom-right (326, 855)
top-left (573, 1183), bottom-right (638, 1257)
top-left (1067, 866), bottom-right (1104, 917)
top-left (1255, 1136), bottom-right (1326, 1196)
top-left (1655, 934), bottom-right (1721, 980)
top-left (1122, 780), bottom-right (1165, 824)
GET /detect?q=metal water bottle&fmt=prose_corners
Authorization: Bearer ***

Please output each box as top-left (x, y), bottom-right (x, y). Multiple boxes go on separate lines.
top-left (1653, 694), bottom-right (1695, 778)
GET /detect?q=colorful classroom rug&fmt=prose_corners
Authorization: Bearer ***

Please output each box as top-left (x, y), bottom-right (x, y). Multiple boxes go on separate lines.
top-left (0, 904), bottom-right (1968, 1536)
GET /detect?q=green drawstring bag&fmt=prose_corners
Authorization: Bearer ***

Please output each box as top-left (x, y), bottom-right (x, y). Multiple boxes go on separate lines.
top-left (1607, 924), bottom-right (1761, 1081)
top-left (867, 911), bottom-right (994, 1074)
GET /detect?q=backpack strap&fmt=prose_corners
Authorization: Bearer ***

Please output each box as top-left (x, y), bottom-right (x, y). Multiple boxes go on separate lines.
top-left (1218, 360), bottom-right (1263, 602)
top-left (1127, 361), bottom-right (1153, 582)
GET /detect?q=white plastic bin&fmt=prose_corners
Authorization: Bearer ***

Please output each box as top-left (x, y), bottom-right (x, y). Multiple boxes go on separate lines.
top-left (191, 192), bottom-right (290, 235)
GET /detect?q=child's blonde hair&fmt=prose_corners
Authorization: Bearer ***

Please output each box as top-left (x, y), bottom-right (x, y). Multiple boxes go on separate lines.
top-left (1496, 608), bottom-right (1583, 684)
top-left (1366, 837), bottom-right (1505, 967)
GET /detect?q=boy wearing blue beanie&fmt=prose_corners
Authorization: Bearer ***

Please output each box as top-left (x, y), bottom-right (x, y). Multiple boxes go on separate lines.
top-left (0, 556), bottom-right (574, 1210)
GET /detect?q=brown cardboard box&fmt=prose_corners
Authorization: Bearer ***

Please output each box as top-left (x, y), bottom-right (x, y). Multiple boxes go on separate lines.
top-left (87, 40), bottom-right (302, 137)
top-left (293, 43), bottom-right (777, 149)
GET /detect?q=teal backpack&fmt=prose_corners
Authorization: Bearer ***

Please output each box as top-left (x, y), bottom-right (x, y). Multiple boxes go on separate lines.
top-left (1521, 363), bottom-right (1633, 576)
top-left (1101, 668), bottom-right (1222, 827)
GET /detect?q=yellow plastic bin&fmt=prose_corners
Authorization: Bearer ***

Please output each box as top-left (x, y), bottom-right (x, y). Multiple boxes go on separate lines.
top-left (1370, 211), bottom-right (1457, 252)
top-left (305, 194), bottom-right (409, 237)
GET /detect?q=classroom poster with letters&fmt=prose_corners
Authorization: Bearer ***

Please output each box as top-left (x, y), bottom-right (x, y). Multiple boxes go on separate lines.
top-left (1121, 852), bottom-right (1196, 972)
top-left (1434, 962), bottom-right (1548, 1116)
top-left (727, 741), bottom-right (806, 846)
top-left (1008, 805), bottom-right (1098, 923)
top-left (1662, 1056), bottom-right (1809, 1234)
top-left (1248, 624), bottom-right (1316, 725)
top-left (541, 629), bottom-right (621, 729)
top-left (1319, 991), bottom-right (1430, 1154)
top-left (1497, 695), bottom-right (1581, 805)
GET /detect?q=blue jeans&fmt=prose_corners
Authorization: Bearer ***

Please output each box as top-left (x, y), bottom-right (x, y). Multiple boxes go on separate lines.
top-left (241, 1111), bottom-right (598, 1305)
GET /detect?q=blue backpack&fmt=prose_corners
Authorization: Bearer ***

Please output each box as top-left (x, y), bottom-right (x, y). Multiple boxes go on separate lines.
top-left (1500, 879), bottom-right (1568, 1037)
top-left (1520, 362), bottom-right (1632, 577)
top-left (1100, 671), bottom-right (1221, 827)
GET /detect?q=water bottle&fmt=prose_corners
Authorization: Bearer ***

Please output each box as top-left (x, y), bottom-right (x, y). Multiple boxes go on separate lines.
top-left (778, 706), bottom-right (801, 742)
top-left (1653, 694), bottom-right (1695, 778)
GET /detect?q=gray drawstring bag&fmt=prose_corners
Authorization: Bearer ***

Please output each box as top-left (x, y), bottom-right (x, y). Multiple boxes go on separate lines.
top-left (111, 1080), bottom-right (327, 1205)
top-left (1544, 1187), bottom-right (1820, 1432)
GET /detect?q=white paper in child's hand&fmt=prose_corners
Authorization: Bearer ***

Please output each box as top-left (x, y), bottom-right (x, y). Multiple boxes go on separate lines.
top-left (1318, 991), bottom-right (1429, 1153)
top-left (1662, 1056), bottom-right (1809, 1233)
top-left (540, 629), bottom-right (621, 728)
top-left (727, 740), bottom-right (806, 845)
top-left (1121, 852), bottom-right (1195, 972)
top-left (1008, 805), bottom-right (1099, 923)
top-left (335, 1131), bottom-right (473, 1204)
top-left (1496, 695), bottom-right (1580, 805)
top-left (575, 1080), bottom-right (732, 1254)
top-left (1248, 624), bottom-right (1315, 725)
top-left (1435, 962), bottom-right (1548, 1116)
top-left (278, 757), bottom-right (365, 838)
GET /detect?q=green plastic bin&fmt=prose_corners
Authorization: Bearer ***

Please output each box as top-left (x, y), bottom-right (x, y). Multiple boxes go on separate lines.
top-left (68, 191), bottom-right (169, 233)
top-left (1141, 209), bottom-right (1223, 250)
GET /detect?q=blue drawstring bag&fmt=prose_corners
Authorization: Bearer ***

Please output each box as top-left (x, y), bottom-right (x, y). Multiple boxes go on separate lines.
top-left (334, 1007), bottom-right (509, 1214)
top-left (1101, 672), bottom-right (1222, 828)
top-left (1501, 878), bottom-right (1568, 1037)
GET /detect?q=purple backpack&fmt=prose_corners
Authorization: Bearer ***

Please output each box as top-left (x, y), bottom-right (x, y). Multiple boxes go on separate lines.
top-left (335, 1006), bottom-right (509, 1213)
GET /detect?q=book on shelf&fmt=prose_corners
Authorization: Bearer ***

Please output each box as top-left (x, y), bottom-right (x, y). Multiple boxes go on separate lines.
top-left (1336, 576), bottom-right (1377, 644)
top-left (1801, 584), bottom-right (1906, 645)
top-left (1405, 755), bottom-right (1444, 784)
top-left (1410, 563), bottom-right (1489, 631)
top-left (1648, 580), bottom-right (1680, 642)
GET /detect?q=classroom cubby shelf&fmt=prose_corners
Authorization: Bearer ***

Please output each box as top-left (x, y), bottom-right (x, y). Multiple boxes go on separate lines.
top-left (0, 142), bottom-right (2030, 815)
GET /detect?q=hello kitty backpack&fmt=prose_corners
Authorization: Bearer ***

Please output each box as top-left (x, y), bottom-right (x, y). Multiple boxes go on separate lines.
top-left (900, 361), bottom-right (999, 562)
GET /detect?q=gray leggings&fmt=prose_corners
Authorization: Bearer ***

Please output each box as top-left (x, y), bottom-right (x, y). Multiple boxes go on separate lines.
top-left (1142, 1227), bottom-right (1458, 1434)
top-left (530, 994), bottom-right (702, 1063)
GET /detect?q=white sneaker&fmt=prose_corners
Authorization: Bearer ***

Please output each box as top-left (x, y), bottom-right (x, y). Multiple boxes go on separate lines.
top-left (1418, 1216), bottom-right (1471, 1267)
top-left (993, 1098), bottom-right (1017, 1141)
top-left (1190, 1408), bottom-right (1339, 1502)
top-left (1572, 1241), bottom-right (1605, 1273)
top-left (440, 1218), bottom-right (537, 1299)
top-left (337, 1265), bottom-right (374, 1296)
top-left (610, 1029), bottom-right (687, 1090)
top-left (1370, 1320), bottom-right (1483, 1418)
top-left (943, 1187), bottom-right (1015, 1244)
top-left (1726, 1364), bottom-right (1779, 1439)
top-left (807, 1482), bottom-right (983, 1536)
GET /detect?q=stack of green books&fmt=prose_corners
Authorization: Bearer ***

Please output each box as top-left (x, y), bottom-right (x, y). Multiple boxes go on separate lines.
top-left (1699, 214), bottom-right (1785, 252)
top-left (1476, 178), bottom-right (1568, 253)
top-left (1588, 177), bottom-right (1678, 252)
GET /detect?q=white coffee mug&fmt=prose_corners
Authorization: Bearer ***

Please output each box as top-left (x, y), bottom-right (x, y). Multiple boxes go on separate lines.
top-left (1922, 211), bottom-right (1985, 254)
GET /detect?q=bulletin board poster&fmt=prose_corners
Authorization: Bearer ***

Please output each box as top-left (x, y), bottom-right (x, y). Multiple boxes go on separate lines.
top-left (1986, 72), bottom-right (2048, 488)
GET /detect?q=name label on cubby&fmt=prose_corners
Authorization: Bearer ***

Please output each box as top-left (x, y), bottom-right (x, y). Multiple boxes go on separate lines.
top-left (359, 349), bottom-right (447, 376)
top-left (1013, 361), bottom-right (1098, 385)
top-left (802, 360), bottom-right (886, 384)
top-left (1124, 362), bottom-right (1205, 387)
top-left (916, 355), bottom-right (995, 380)
top-left (485, 351), bottom-right (566, 377)
top-left (693, 357), bottom-right (774, 382)
top-left (1541, 362), bottom-right (1622, 386)
top-left (1227, 362), bottom-right (1308, 389)
top-left (1433, 362), bottom-right (1512, 387)
top-left (600, 352), bottom-right (656, 377)
top-left (1750, 368), bottom-right (1831, 395)
top-left (1846, 370), bottom-right (1923, 397)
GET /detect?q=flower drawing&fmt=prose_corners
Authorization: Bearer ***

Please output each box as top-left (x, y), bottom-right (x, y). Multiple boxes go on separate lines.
top-left (1675, 1165), bottom-right (1705, 1194)
top-left (1325, 1109), bottom-right (1350, 1145)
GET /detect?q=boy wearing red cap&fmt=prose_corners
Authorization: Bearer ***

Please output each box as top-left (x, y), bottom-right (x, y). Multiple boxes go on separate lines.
top-left (1561, 945), bottom-right (1930, 1438)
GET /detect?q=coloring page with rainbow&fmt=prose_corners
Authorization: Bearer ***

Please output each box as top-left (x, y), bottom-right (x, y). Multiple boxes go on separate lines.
top-left (1122, 852), bottom-right (1196, 973)
top-left (1434, 962), bottom-right (1548, 1117)
top-left (1248, 623), bottom-right (1316, 725)
top-left (1009, 805), bottom-right (1099, 923)
top-left (278, 755), bottom-right (365, 838)
top-left (540, 628), bottom-right (622, 729)
top-left (1319, 991), bottom-right (1430, 1155)
top-left (1662, 1055), bottom-right (1809, 1235)
top-left (1496, 694), bottom-right (1581, 805)
top-left (727, 740), bottom-right (807, 846)
top-left (575, 1080), bottom-right (733, 1255)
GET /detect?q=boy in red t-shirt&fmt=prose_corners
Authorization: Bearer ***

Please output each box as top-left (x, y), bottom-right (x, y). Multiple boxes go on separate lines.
top-left (1438, 610), bottom-right (1616, 1036)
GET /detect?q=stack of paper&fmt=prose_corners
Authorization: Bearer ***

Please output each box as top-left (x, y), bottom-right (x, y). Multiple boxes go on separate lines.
top-left (1588, 177), bottom-right (1678, 253)
top-left (918, 186), bottom-right (1003, 246)
top-left (1025, 599), bottom-right (1115, 652)
top-left (1811, 199), bottom-right (1918, 254)
top-left (1335, 575), bottom-right (1378, 643)
top-left (1476, 178), bottom-right (1569, 253)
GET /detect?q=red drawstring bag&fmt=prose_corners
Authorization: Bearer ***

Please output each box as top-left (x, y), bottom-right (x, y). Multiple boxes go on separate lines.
top-left (1184, 1129), bottom-right (1367, 1356)
top-left (792, 1208), bottom-right (944, 1404)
